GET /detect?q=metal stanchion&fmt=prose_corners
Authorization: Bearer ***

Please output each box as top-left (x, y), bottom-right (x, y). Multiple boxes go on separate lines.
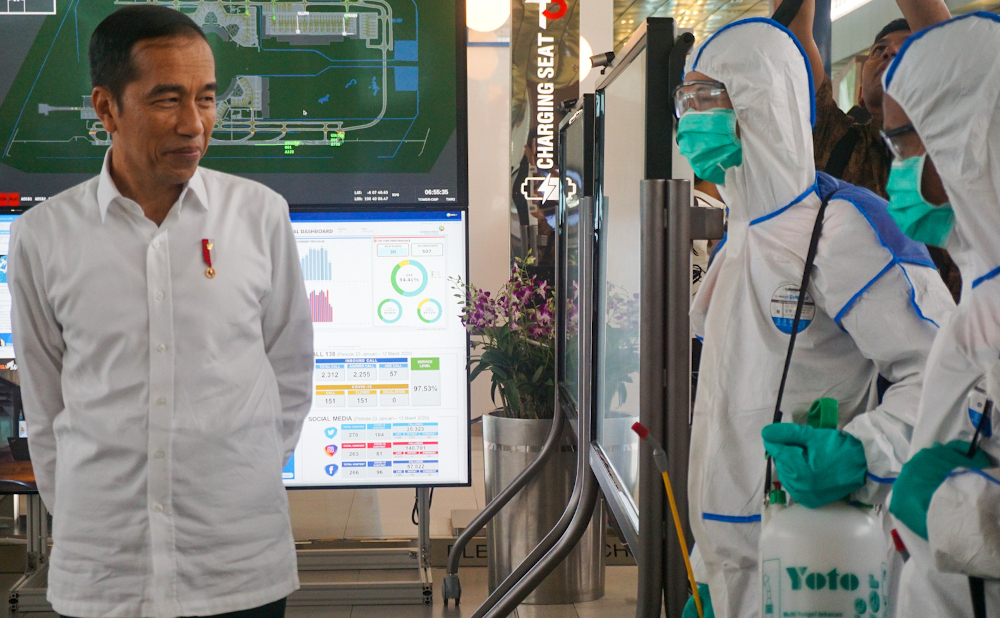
top-left (442, 404), bottom-right (566, 605)
top-left (636, 180), bottom-right (669, 616)
top-left (471, 195), bottom-right (599, 618)
top-left (662, 180), bottom-right (725, 615)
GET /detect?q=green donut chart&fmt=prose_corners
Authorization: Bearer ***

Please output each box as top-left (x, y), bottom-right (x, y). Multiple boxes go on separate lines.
top-left (377, 299), bottom-right (403, 323)
top-left (391, 260), bottom-right (429, 297)
top-left (417, 298), bottom-right (443, 323)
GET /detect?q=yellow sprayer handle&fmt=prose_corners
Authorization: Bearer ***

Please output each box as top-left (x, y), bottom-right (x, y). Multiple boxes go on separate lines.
top-left (661, 471), bottom-right (704, 618)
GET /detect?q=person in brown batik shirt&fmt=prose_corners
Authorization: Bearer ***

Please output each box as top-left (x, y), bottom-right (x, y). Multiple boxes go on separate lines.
top-left (776, 0), bottom-right (963, 300)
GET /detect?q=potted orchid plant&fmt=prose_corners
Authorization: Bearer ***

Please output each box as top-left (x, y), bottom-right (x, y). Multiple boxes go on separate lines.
top-left (452, 255), bottom-right (556, 420)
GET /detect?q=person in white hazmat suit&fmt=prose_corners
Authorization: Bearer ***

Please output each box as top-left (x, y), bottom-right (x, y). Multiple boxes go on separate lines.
top-left (676, 18), bottom-right (955, 618)
top-left (878, 12), bottom-right (1000, 616)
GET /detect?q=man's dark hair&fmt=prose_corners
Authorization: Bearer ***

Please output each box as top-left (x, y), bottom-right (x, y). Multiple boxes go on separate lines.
top-left (874, 18), bottom-right (910, 45)
top-left (89, 5), bottom-right (207, 107)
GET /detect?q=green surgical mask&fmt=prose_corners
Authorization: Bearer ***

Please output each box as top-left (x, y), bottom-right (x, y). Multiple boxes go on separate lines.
top-left (676, 109), bottom-right (743, 185)
top-left (886, 154), bottom-right (954, 248)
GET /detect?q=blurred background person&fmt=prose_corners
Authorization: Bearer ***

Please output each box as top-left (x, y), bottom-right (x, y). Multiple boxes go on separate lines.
top-left (880, 12), bottom-right (1000, 617)
top-left (776, 0), bottom-right (962, 301)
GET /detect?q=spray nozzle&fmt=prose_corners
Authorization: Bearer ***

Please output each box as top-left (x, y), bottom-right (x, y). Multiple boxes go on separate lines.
top-left (767, 482), bottom-right (787, 506)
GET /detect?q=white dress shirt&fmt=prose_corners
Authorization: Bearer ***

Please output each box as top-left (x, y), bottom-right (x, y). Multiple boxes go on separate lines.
top-left (8, 150), bottom-right (314, 618)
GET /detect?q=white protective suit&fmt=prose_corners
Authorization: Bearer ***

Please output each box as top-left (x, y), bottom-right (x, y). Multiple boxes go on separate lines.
top-left (883, 12), bottom-right (1000, 615)
top-left (687, 19), bottom-right (955, 618)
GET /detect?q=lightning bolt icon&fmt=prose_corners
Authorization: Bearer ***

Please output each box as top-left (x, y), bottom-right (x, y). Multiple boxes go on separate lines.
top-left (540, 175), bottom-right (560, 202)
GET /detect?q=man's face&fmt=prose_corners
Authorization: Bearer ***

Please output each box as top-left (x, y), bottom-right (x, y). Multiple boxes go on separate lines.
top-left (94, 35), bottom-right (217, 188)
top-left (860, 30), bottom-right (910, 114)
top-left (883, 94), bottom-right (949, 206)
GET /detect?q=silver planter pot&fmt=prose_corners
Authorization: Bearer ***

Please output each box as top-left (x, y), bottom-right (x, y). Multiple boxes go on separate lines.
top-left (483, 411), bottom-right (605, 605)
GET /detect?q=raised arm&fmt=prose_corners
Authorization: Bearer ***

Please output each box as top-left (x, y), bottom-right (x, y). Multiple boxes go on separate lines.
top-left (895, 0), bottom-right (950, 32)
top-left (774, 0), bottom-right (825, 93)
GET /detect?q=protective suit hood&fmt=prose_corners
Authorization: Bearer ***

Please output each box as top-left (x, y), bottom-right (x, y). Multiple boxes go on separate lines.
top-left (686, 18), bottom-right (816, 224)
top-left (884, 12), bottom-right (1000, 285)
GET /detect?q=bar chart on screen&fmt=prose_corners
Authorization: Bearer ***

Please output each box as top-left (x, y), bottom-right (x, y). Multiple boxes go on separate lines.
top-left (301, 247), bottom-right (334, 281)
top-left (309, 291), bottom-right (335, 323)
top-left (297, 236), bottom-right (373, 328)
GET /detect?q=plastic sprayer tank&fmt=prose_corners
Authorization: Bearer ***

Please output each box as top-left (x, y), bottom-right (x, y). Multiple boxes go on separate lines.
top-left (760, 496), bottom-right (888, 617)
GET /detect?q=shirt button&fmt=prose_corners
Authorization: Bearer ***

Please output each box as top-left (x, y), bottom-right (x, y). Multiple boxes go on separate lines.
top-left (156, 343), bottom-right (166, 353)
top-left (152, 240), bottom-right (160, 249)
top-left (155, 292), bottom-right (164, 301)
top-left (153, 503), bottom-right (164, 512)
top-left (156, 397), bottom-right (166, 406)
top-left (154, 450), bottom-right (165, 460)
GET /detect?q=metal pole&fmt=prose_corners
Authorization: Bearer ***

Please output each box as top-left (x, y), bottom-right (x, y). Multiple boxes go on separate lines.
top-left (469, 195), bottom-right (598, 618)
top-left (470, 420), bottom-right (585, 618)
top-left (442, 392), bottom-right (566, 605)
top-left (481, 194), bottom-right (600, 618)
top-left (664, 179), bottom-right (693, 617)
top-left (814, 0), bottom-right (832, 78)
top-left (25, 494), bottom-right (46, 572)
top-left (417, 488), bottom-right (430, 570)
top-left (637, 180), bottom-right (667, 617)
top-left (484, 475), bottom-right (600, 618)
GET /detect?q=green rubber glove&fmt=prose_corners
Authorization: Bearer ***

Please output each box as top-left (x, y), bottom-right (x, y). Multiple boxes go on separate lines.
top-left (889, 440), bottom-right (991, 540)
top-left (762, 423), bottom-right (868, 508)
top-left (682, 583), bottom-right (714, 618)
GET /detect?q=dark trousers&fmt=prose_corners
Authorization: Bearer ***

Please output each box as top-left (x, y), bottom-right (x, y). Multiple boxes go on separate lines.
top-left (61, 596), bottom-right (287, 618)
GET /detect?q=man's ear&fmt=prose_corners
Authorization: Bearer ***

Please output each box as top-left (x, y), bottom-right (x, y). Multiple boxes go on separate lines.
top-left (91, 87), bottom-right (119, 134)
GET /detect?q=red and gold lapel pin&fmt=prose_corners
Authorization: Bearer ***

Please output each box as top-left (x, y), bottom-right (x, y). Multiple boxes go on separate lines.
top-left (202, 238), bottom-right (216, 279)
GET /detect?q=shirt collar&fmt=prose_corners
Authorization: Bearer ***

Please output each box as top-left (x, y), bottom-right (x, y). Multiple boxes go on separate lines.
top-left (694, 190), bottom-right (726, 211)
top-left (96, 148), bottom-right (210, 222)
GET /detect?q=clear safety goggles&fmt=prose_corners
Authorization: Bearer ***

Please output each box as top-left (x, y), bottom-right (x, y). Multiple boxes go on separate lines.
top-left (881, 123), bottom-right (925, 160)
top-left (673, 80), bottom-right (731, 118)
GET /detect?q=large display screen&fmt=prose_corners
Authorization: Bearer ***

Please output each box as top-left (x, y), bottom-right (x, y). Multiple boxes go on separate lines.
top-left (0, 0), bottom-right (466, 207)
top-left (0, 212), bottom-right (19, 359)
top-left (594, 46), bottom-right (646, 524)
top-left (283, 209), bottom-right (469, 488)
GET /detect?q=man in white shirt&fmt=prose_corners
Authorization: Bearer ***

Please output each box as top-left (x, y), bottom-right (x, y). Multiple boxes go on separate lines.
top-left (7, 6), bottom-right (314, 618)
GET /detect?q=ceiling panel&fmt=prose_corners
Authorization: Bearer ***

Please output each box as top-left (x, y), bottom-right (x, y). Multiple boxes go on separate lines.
top-left (614, 0), bottom-right (769, 49)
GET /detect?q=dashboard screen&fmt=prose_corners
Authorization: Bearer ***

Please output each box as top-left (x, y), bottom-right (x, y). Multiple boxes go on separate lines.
top-left (0, 0), bottom-right (465, 207)
top-left (283, 209), bottom-right (469, 488)
top-left (0, 213), bottom-right (17, 359)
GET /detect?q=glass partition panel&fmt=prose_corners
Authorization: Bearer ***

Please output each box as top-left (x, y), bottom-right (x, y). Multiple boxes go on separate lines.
top-left (559, 110), bottom-right (587, 408)
top-left (595, 47), bottom-right (647, 518)
top-left (561, 202), bottom-right (581, 407)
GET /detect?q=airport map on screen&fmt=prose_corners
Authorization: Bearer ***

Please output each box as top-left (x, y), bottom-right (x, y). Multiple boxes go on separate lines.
top-left (0, 0), bottom-right (462, 206)
top-left (283, 209), bottom-right (469, 487)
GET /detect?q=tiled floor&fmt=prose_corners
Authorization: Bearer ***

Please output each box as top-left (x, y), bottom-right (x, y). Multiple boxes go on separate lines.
top-left (282, 566), bottom-right (640, 618)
